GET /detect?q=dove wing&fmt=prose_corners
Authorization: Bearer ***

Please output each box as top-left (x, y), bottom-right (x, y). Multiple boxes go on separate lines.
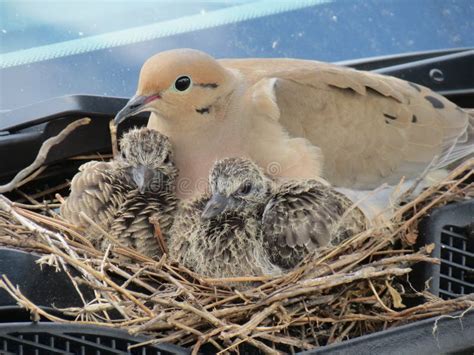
top-left (262, 180), bottom-right (366, 269)
top-left (222, 58), bottom-right (472, 188)
top-left (60, 161), bottom-right (126, 232)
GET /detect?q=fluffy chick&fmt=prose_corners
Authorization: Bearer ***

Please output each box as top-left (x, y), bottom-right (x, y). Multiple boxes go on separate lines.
top-left (61, 127), bottom-right (178, 258)
top-left (169, 158), bottom-right (366, 278)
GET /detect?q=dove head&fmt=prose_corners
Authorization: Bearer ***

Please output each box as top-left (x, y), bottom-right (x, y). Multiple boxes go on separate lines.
top-left (114, 49), bottom-right (236, 124)
top-left (119, 127), bottom-right (177, 194)
top-left (201, 157), bottom-right (272, 220)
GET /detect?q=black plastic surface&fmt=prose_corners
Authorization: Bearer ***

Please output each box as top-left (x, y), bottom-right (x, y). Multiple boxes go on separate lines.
top-left (0, 95), bottom-right (138, 133)
top-left (339, 47), bottom-right (471, 75)
top-left (0, 322), bottom-right (189, 354)
top-left (0, 248), bottom-right (157, 322)
top-left (374, 49), bottom-right (474, 100)
top-left (0, 248), bottom-right (93, 314)
top-left (416, 200), bottom-right (474, 299)
top-left (0, 112), bottom-right (148, 182)
top-left (301, 310), bottom-right (474, 355)
top-left (0, 312), bottom-right (471, 355)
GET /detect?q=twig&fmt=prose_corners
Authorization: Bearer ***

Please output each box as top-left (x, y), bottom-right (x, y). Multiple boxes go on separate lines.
top-left (46, 245), bottom-right (154, 317)
top-left (13, 166), bottom-right (48, 190)
top-left (14, 207), bottom-right (94, 248)
top-left (203, 275), bottom-right (274, 284)
top-left (109, 119), bottom-right (119, 158)
top-left (256, 333), bottom-right (314, 350)
top-left (168, 319), bottom-right (224, 352)
top-left (264, 267), bottom-right (412, 304)
top-left (149, 214), bottom-right (168, 255)
top-left (432, 305), bottom-right (473, 339)
top-left (368, 279), bottom-right (396, 313)
top-left (0, 118), bottom-right (91, 193)
top-left (222, 303), bottom-right (281, 339)
top-left (0, 158), bottom-right (472, 352)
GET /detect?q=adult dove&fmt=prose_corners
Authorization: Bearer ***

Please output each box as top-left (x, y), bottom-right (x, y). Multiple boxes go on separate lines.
top-left (61, 127), bottom-right (178, 258)
top-left (169, 157), bottom-right (366, 277)
top-left (115, 49), bottom-right (474, 199)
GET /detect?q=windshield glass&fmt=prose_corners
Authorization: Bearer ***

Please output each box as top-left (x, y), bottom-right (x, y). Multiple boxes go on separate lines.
top-left (0, 1), bottom-right (242, 53)
top-left (1, 0), bottom-right (473, 109)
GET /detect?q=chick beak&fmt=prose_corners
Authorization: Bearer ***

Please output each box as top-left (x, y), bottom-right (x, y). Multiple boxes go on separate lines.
top-left (114, 94), bottom-right (161, 125)
top-left (201, 193), bottom-right (229, 220)
top-left (131, 165), bottom-right (155, 194)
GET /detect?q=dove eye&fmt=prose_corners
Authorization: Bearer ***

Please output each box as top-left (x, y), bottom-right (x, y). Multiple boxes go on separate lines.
top-left (238, 182), bottom-right (252, 195)
top-left (174, 76), bottom-right (192, 92)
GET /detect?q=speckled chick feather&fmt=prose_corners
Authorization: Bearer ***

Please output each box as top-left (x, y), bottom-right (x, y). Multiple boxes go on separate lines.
top-left (169, 157), bottom-right (367, 278)
top-left (61, 127), bottom-right (178, 258)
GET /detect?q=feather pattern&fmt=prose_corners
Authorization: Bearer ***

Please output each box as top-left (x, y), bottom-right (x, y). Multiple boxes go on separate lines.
top-left (262, 180), bottom-right (367, 269)
top-left (109, 187), bottom-right (177, 258)
top-left (170, 198), bottom-right (279, 280)
top-left (226, 59), bottom-right (471, 188)
top-left (60, 161), bottom-right (130, 233)
top-left (61, 128), bottom-right (178, 258)
top-left (169, 158), bottom-right (367, 278)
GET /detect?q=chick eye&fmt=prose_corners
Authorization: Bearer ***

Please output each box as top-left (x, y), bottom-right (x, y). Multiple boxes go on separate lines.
top-left (238, 182), bottom-right (252, 195)
top-left (174, 76), bottom-right (192, 92)
top-left (163, 153), bottom-right (170, 164)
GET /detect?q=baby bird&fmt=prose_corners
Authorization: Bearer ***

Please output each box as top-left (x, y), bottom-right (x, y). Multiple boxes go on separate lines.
top-left (61, 127), bottom-right (178, 258)
top-left (169, 158), bottom-right (366, 278)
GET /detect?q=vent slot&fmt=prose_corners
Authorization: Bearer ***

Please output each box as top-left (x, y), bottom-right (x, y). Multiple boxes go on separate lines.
top-left (439, 225), bottom-right (473, 299)
top-left (0, 328), bottom-right (186, 355)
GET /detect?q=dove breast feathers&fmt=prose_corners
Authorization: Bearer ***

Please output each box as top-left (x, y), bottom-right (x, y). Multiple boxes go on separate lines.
top-left (219, 57), bottom-right (472, 188)
top-left (169, 197), bottom-right (281, 279)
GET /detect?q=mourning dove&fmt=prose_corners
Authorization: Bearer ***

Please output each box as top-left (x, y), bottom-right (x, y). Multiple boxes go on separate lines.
top-left (61, 127), bottom-right (178, 258)
top-left (169, 157), bottom-right (366, 277)
top-left (114, 49), bottom-right (474, 199)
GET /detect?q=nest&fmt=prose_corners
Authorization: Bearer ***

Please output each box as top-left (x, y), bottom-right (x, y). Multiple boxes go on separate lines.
top-left (0, 118), bottom-right (473, 354)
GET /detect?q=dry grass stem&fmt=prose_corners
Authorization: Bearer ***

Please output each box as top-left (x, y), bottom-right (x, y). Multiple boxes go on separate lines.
top-left (0, 141), bottom-right (472, 353)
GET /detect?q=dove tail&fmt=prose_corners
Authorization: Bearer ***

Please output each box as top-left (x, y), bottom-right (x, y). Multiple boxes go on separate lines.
top-left (431, 108), bottom-right (474, 170)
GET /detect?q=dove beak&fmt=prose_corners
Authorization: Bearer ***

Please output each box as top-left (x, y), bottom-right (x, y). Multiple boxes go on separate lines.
top-left (201, 193), bottom-right (229, 220)
top-left (114, 94), bottom-right (161, 125)
top-left (131, 165), bottom-right (156, 194)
